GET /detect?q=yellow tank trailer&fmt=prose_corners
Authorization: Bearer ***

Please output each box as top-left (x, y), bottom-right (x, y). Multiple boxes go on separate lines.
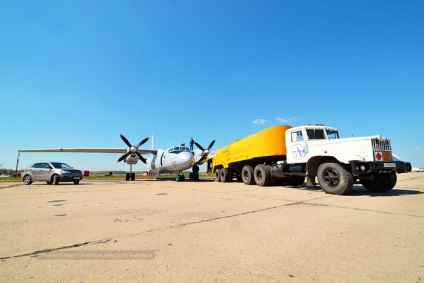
top-left (207, 124), bottom-right (411, 195)
top-left (211, 125), bottom-right (290, 167)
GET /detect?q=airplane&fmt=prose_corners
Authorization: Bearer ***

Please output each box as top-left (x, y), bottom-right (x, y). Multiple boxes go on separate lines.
top-left (18, 134), bottom-right (215, 181)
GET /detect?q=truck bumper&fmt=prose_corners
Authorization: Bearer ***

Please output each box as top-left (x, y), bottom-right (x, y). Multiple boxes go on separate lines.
top-left (350, 161), bottom-right (412, 176)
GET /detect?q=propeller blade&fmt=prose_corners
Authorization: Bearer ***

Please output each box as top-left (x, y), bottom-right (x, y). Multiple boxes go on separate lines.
top-left (207, 140), bottom-right (215, 151)
top-left (194, 142), bottom-right (205, 151)
top-left (120, 134), bottom-right (132, 148)
top-left (136, 152), bottom-right (147, 164)
top-left (117, 151), bottom-right (131, 163)
top-left (136, 137), bottom-right (149, 148)
top-left (194, 139), bottom-right (215, 165)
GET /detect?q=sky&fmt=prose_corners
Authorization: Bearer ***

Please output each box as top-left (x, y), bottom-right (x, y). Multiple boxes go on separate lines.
top-left (1, 0), bottom-right (423, 172)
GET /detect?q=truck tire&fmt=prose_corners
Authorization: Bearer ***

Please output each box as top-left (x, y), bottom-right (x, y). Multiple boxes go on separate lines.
top-left (220, 168), bottom-right (230, 182)
top-left (254, 164), bottom-right (271, 186)
top-left (285, 176), bottom-right (305, 186)
top-left (317, 162), bottom-right (353, 195)
top-left (361, 172), bottom-right (397, 192)
top-left (241, 165), bottom-right (255, 185)
top-left (215, 169), bottom-right (221, 182)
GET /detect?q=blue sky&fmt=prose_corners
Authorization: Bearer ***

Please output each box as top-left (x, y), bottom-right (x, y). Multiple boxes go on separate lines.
top-left (1, 0), bottom-right (423, 172)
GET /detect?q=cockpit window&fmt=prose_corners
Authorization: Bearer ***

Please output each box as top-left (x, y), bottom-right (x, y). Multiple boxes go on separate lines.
top-left (169, 146), bottom-right (190, 153)
top-left (326, 129), bottom-right (340, 139)
top-left (306, 129), bottom-right (325, 140)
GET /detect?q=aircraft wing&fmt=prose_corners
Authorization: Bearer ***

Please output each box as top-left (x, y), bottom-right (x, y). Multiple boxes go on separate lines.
top-left (19, 148), bottom-right (128, 153)
top-left (19, 148), bottom-right (159, 155)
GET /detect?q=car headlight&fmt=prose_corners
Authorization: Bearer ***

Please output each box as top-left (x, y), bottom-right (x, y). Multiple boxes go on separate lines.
top-left (62, 170), bottom-right (70, 174)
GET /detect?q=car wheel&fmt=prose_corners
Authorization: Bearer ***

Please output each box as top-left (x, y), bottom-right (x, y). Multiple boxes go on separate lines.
top-left (23, 175), bottom-right (33, 185)
top-left (52, 175), bottom-right (60, 185)
top-left (73, 180), bottom-right (80, 185)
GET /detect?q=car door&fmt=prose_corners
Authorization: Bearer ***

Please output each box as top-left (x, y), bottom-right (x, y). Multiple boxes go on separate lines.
top-left (29, 163), bottom-right (44, 181)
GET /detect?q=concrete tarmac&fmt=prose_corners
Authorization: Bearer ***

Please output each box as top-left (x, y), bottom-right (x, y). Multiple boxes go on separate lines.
top-left (1, 173), bottom-right (423, 282)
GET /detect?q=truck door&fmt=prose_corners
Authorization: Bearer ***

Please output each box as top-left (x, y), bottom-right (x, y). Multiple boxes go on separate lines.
top-left (286, 129), bottom-right (308, 164)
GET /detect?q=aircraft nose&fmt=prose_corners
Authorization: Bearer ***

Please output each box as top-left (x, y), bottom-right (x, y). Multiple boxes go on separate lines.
top-left (179, 151), bottom-right (195, 168)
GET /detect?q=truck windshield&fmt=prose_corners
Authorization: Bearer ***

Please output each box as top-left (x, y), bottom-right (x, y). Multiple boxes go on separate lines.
top-left (326, 129), bottom-right (340, 139)
top-left (306, 129), bottom-right (325, 140)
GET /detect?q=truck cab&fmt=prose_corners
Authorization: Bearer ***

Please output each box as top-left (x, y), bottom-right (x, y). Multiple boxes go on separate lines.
top-left (285, 125), bottom-right (340, 164)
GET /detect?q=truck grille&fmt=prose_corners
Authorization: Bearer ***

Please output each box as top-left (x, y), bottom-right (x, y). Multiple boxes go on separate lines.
top-left (372, 138), bottom-right (391, 151)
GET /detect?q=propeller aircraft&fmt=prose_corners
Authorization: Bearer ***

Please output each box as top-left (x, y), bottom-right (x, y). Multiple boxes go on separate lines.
top-left (18, 134), bottom-right (215, 181)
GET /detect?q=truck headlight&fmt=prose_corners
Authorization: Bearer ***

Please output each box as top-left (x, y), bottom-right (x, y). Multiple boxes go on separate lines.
top-left (360, 165), bottom-right (366, 172)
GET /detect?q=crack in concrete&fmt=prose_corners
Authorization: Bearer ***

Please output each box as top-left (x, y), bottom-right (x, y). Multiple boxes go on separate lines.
top-left (0, 239), bottom-right (111, 261)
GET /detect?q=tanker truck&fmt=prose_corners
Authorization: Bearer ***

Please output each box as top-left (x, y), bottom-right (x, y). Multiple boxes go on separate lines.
top-left (206, 124), bottom-right (411, 195)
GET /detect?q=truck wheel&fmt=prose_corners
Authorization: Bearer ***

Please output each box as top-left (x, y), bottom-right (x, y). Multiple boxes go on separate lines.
top-left (215, 169), bottom-right (221, 182)
top-left (317, 162), bottom-right (353, 195)
top-left (23, 175), bottom-right (32, 185)
top-left (241, 165), bottom-right (255, 185)
top-left (361, 172), bottom-right (397, 192)
top-left (254, 164), bottom-right (271, 186)
top-left (220, 168), bottom-right (231, 182)
top-left (52, 175), bottom-right (60, 185)
top-left (285, 176), bottom-right (305, 186)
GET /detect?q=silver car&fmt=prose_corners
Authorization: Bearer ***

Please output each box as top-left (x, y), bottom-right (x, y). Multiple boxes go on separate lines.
top-left (22, 162), bottom-right (83, 185)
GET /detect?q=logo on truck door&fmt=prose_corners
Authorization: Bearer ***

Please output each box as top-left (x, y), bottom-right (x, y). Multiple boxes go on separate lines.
top-left (291, 144), bottom-right (307, 160)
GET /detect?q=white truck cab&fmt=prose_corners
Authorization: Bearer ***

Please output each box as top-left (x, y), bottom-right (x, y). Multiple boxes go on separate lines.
top-left (285, 124), bottom-right (411, 194)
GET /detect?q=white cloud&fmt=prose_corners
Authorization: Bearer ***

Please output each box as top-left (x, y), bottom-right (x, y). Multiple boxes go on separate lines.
top-left (252, 119), bottom-right (267, 125)
top-left (413, 147), bottom-right (424, 151)
top-left (275, 117), bottom-right (297, 123)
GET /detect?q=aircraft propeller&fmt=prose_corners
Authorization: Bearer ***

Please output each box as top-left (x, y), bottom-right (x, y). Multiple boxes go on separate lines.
top-left (194, 139), bottom-right (215, 165)
top-left (117, 134), bottom-right (149, 164)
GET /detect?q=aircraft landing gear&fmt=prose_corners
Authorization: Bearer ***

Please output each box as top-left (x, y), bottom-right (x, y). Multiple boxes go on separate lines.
top-left (126, 172), bottom-right (135, 181)
top-left (189, 165), bottom-right (200, 181)
top-left (125, 165), bottom-right (136, 181)
top-left (176, 173), bottom-right (185, 182)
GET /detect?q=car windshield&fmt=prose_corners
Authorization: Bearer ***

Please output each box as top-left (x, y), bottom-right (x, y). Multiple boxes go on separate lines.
top-left (51, 162), bottom-right (72, 169)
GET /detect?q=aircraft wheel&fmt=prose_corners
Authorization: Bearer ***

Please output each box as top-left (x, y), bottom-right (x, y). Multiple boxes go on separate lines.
top-left (125, 173), bottom-right (130, 181)
top-left (131, 173), bottom-right (135, 181)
